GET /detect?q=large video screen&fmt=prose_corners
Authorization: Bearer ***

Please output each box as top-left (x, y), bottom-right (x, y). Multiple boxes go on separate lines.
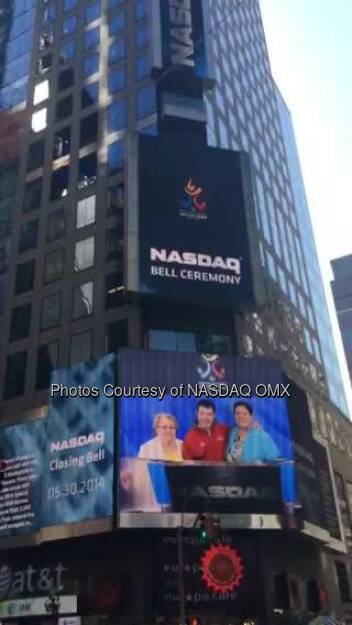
top-left (118, 349), bottom-right (295, 515)
top-left (42, 354), bottom-right (115, 526)
top-left (0, 420), bottom-right (45, 536)
top-left (136, 130), bottom-right (263, 311)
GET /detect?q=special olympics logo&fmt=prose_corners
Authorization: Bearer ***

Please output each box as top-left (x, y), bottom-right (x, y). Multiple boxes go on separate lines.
top-left (200, 545), bottom-right (244, 593)
top-left (197, 354), bottom-right (226, 382)
top-left (179, 179), bottom-right (208, 220)
top-left (0, 565), bottom-right (13, 600)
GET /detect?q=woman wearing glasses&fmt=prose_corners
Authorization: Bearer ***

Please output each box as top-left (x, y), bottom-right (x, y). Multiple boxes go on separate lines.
top-left (138, 413), bottom-right (183, 461)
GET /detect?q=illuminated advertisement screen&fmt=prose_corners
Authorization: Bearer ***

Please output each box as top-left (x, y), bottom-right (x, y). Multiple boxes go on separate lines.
top-left (137, 131), bottom-right (262, 311)
top-left (159, 0), bottom-right (207, 78)
top-left (284, 377), bottom-right (340, 538)
top-left (118, 349), bottom-right (295, 515)
top-left (0, 420), bottom-right (45, 536)
top-left (41, 354), bottom-right (115, 526)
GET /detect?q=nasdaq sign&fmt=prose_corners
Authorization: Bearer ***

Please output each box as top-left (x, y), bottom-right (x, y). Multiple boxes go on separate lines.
top-left (160, 0), bottom-right (207, 78)
top-left (169, 0), bottom-right (195, 67)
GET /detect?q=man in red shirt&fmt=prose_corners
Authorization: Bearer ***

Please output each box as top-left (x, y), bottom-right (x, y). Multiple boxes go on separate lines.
top-left (182, 400), bottom-right (229, 461)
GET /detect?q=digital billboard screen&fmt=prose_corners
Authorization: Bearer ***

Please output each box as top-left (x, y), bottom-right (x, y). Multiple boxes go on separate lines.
top-left (136, 131), bottom-right (262, 311)
top-left (42, 354), bottom-right (115, 526)
top-left (159, 0), bottom-right (207, 78)
top-left (118, 349), bottom-right (295, 516)
top-left (284, 376), bottom-right (340, 538)
top-left (0, 420), bottom-right (45, 536)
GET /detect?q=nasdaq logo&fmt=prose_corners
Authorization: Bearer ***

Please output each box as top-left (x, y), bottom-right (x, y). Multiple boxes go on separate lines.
top-left (169, 0), bottom-right (195, 67)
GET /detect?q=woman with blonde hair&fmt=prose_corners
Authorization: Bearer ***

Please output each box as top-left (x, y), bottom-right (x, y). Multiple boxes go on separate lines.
top-left (138, 413), bottom-right (183, 462)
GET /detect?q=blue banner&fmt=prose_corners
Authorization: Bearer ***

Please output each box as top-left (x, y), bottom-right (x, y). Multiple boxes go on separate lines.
top-left (41, 354), bottom-right (115, 526)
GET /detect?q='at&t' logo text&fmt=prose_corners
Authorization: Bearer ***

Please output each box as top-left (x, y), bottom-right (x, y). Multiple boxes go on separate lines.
top-left (197, 354), bottom-right (226, 384)
top-left (0, 563), bottom-right (67, 600)
top-left (179, 179), bottom-right (208, 221)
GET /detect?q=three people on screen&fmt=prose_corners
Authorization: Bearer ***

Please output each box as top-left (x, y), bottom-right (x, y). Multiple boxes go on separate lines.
top-left (137, 399), bottom-right (281, 464)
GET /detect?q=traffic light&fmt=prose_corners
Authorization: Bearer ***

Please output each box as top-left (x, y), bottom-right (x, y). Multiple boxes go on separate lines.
top-left (198, 514), bottom-right (221, 544)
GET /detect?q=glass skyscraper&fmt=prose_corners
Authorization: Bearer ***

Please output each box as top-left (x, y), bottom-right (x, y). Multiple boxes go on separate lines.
top-left (204, 0), bottom-right (348, 417)
top-left (276, 88), bottom-right (348, 415)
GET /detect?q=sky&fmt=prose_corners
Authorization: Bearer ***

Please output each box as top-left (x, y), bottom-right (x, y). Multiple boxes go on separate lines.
top-left (260, 0), bottom-right (352, 413)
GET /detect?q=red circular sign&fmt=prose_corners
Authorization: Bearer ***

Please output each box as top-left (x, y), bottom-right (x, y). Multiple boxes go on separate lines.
top-left (200, 544), bottom-right (244, 593)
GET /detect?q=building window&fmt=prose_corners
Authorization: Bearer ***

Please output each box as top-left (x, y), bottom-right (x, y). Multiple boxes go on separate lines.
top-left (38, 45), bottom-right (51, 77)
top-left (39, 27), bottom-right (54, 50)
top-left (83, 53), bottom-right (99, 78)
top-left (59, 40), bottom-right (76, 64)
top-left (64, 0), bottom-right (77, 11)
top-left (335, 562), bottom-right (351, 603)
top-left (107, 140), bottom-right (124, 175)
top-left (109, 10), bottom-right (125, 36)
top-left (0, 242), bottom-right (9, 274)
top-left (107, 99), bottom-right (125, 133)
top-left (136, 54), bottom-right (149, 80)
top-left (23, 178), bottom-right (42, 213)
top-left (272, 573), bottom-right (290, 610)
top-left (74, 237), bottom-right (95, 271)
top-left (106, 226), bottom-right (123, 261)
top-left (51, 166), bottom-right (69, 200)
top-left (135, 24), bottom-right (148, 48)
top-left (136, 85), bottom-right (156, 119)
top-left (43, 2), bottom-right (56, 23)
top-left (109, 0), bottom-right (123, 7)
top-left (105, 271), bottom-right (123, 308)
top-left (80, 113), bottom-right (98, 147)
top-left (38, 53), bottom-right (53, 75)
top-left (10, 304), bottom-right (32, 341)
top-left (77, 195), bottom-right (96, 229)
top-left (136, 0), bottom-right (147, 20)
top-left (306, 579), bottom-right (321, 612)
top-left (107, 184), bottom-right (123, 216)
top-left (27, 140), bottom-right (45, 171)
top-left (81, 83), bottom-right (99, 108)
top-left (3, 352), bottom-right (27, 399)
top-left (108, 40), bottom-right (125, 65)
top-left (106, 319), bottom-right (127, 352)
top-left (55, 95), bottom-right (73, 121)
top-left (70, 331), bottom-right (92, 365)
top-left (47, 208), bottom-right (66, 242)
top-left (33, 80), bottom-right (49, 105)
top-left (19, 220), bottom-right (39, 253)
top-left (15, 260), bottom-right (35, 294)
top-left (36, 341), bottom-right (59, 390)
top-left (53, 127), bottom-right (71, 158)
top-left (44, 248), bottom-right (64, 283)
top-left (85, 0), bottom-right (101, 24)
top-left (108, 67), bottom-right (125, 94)
top-left (78, 153), bottom-right (97, 188)
top-left (41, 292), bottom-right (62, 330)
top-left (84, 26), bottom-right (100, 50)
top-left (31, 108), bottom-right (47, 133)
top-left (58, 68), bottom-right (74, 91)
top-left (62, 15), bottom-right (77, 37)
top-left (72, 281), bottom-right (94, 319)
top-left (148, 330), bottom-right (231, 354)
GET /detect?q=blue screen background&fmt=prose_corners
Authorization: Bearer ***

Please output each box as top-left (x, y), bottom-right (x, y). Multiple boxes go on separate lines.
top-left (120, 394), bottom-right (293, 461)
